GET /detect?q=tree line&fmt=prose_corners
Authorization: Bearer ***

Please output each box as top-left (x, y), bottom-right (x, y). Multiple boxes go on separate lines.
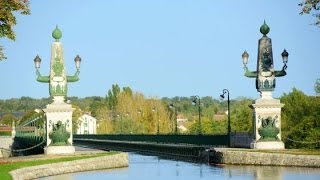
top-left (0, 82), bottom-right (319, 149)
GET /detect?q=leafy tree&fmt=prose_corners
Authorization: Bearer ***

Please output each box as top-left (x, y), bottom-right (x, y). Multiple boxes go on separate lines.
top-left (0, 113), bottom-right (18, 126)
top-left (315, 78), bottom-right (320, 96)
top-left (0, 0), bottom-right (30, 60)
top-left (105, 84), bottom-right (120, 110)
top-left (281, 88), bottom-right (320, 149)
top-left (299, 0), bottom-right (320, 26)
top-left (72, 105), bottom-right (83, 134)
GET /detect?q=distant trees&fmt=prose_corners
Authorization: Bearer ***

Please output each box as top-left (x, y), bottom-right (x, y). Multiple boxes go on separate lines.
top-left (0, 0), bottom-right (30, 60)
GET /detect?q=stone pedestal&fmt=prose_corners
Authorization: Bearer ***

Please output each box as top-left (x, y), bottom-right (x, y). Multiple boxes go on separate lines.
top-left (249, 92), bottom-right (285, 149)
top-left (45, 146), bottom-right (75, 155)
top-left (43, 96), bottom-right (75, 154)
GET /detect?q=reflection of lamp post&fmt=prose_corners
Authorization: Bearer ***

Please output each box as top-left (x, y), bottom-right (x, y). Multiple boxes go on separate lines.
top-left (152, 107), bottom-right (160, 134)
top-left (192, 95), bottom-right (201, 135)
top-left (220, 89), bottom-right (231, 147)
top-left (169, 104), bottom-right (178, 134)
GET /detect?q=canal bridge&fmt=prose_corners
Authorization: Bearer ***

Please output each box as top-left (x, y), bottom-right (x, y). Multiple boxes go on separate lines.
top-left (11, 113), bottom-right (252, 160)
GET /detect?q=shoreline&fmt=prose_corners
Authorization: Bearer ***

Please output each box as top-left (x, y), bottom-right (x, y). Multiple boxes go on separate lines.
top-left (208, 148), bottom-right (320, 168)
top-left (9, 152), bottom-right (128, 180)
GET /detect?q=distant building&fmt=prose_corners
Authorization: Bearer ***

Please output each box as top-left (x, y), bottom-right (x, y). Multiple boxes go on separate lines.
top-left (176, 114), bottom-right (188, 132)
top-left (213, 113), bottom-right (227, 121)
top-left (76, 113), bottom-right (97, 134)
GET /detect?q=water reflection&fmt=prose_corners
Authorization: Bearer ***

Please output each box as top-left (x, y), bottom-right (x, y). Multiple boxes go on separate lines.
top-left (41, 153), bottom-right (320, 180)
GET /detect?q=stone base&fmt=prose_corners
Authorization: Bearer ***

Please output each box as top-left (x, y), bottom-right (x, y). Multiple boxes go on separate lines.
top-left (45, 145), bottom-right (75, 155)
top-left (250, 141), bottom-right (285, 149)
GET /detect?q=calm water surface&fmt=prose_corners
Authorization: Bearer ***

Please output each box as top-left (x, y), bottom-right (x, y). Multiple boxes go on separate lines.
top-left (41, 153), bottom-right (320, 180)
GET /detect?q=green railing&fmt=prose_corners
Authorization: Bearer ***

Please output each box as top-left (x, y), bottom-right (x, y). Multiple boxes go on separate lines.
top-left (13, 113), bottom-right (46, 154)
top-left (74, 134), bottom-right (228, 146)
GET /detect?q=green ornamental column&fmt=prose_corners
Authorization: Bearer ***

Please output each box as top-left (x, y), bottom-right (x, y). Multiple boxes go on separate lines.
top-left (242, 21), bottom-right (289, 149)
top-left (34, 26), bottom-right (81, 154)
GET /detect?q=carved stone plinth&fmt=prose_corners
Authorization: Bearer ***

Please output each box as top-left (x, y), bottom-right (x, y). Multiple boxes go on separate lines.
top-left (45, 145), bottom-right (75, 155)
top-left (43, 96), bottom-right (75, 154)
top-left (250, 95), bottom-right (285, 149)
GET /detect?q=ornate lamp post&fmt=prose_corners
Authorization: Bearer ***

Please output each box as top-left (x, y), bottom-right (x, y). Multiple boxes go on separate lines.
top-left (220, 89), bottom-right (231, 147)
top-left (192, 95), bottom-right (202, 135)
top-left (152, 107), bottom-right (160, 135)
top-left (34, 26), bottom-right (81, 154)
top-left (169, 104), bottom-right (178, 134)
top-left (242, 21), bottom-right (288, 149)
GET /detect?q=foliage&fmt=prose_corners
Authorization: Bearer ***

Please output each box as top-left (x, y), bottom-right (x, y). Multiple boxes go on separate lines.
top-left (97, 84), bottom-right (172, 134)
top-left (281, 88), bottom-right (320, 149)
top-left (0, 0), bottom-right (30, 60)
top-left (315, 78), bottom-right (320, 96)
top-left (72, 105), bottom-right (83, 133)
top-left (299, 0), bottom-right (320, 26)
top-left (0, 113), bottom-right (18, 126)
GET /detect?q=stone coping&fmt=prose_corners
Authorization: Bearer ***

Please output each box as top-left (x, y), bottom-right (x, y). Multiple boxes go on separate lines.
top-left (9, 152), bottom-right (128, 180)
top-left (211, 148), bottom-right (320, 168)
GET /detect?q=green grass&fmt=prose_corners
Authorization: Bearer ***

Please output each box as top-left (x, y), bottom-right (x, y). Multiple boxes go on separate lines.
top-left (0, 152), bottom-right (118, 180)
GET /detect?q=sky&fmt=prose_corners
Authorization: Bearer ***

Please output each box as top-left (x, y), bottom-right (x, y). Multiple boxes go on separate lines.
top-left (0, 0), bottom-right (319, 100)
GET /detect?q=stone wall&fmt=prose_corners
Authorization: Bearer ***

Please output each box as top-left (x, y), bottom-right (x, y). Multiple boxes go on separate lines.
top-left (0, 136), bottom-right (13, 150)
top-left (210, 148), bottom-right (320, 168)
top-left (0, 136), bottom-right (13, 158)
top-left (10, 152), bottom-right (128, 179)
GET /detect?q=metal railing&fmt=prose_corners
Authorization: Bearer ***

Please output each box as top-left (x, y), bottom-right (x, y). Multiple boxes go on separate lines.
top-left (74, 134), bottom-right (228, 146)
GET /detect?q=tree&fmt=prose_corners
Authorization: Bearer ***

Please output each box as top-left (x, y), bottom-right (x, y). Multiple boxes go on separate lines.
top-left (299, 0), bottom-right (320, 26)
top-left (105, 84), bottom-right (121, 110)
top-left (315, 78), bottom-right (320, 96)
top-left (72, 105), bottom-right (83, 134)
top-left (0, 0), bottom-right (30, 60)
top-left (0, 113), bottom-right (18, 126)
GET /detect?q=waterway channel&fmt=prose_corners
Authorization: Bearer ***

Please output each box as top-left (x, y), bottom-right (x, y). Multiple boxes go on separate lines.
top-left (41, 153), bottom-right (320, 180)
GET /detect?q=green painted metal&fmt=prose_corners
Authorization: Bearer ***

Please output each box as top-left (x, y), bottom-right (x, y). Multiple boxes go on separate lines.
top-left (52, 25), bottom-right (62, 41)
top-left (49, 121), bottom-right (70, 145)
top-left (14, 113), bottom-right (46, 153)
top-left (74, 134), bottom-right (228, 146)
top-left (258, 116), bottom-right (280, 141)
top-left (260, 20), bottom-right (270, 36)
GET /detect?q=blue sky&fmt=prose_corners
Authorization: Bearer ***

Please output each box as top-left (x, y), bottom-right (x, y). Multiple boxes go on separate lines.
top-left (0, 0), bottom-right (319, 100)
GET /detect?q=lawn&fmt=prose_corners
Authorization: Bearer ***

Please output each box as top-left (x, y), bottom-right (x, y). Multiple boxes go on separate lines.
top-left (0, 152), bottom-right (118, 180)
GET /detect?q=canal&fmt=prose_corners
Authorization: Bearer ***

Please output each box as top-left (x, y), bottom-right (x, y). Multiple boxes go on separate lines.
top-left (41, 153), bottom-right (320, 180)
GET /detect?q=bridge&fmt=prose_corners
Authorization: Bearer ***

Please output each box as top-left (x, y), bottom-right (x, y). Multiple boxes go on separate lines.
top-left (10, 112), bottom-right (251, 160)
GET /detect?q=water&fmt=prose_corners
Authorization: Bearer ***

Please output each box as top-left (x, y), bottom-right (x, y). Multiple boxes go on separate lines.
top-left (41, 153), bottom-right (320, 180)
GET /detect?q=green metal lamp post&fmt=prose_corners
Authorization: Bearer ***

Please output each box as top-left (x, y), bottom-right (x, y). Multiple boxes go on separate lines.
top-left (152, 107), bottom-right (160, 135)
top-left (242, 21), bottom-right (289, 95)
top-left (33, 26), bottom-right (82, 154)
top-left (169, 104), bottom-right (178, 134)
top-left (34, 26), bottom-right (81, 100)
top-left (242, 21), bottom-right (289, 149)
top-left (192, 95), bottom-right (202, 135)
top-left (220, 89), bottom-right (231, 147)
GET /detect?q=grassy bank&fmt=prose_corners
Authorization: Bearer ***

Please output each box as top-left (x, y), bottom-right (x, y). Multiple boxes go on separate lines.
top-left (0, 152), bottom-right (118, 180)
